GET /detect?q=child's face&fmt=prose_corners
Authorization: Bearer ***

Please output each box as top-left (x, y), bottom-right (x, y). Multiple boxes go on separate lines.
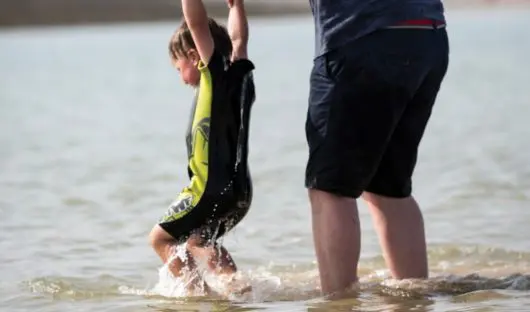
top-left (174, 51), bottom-right (200, 87)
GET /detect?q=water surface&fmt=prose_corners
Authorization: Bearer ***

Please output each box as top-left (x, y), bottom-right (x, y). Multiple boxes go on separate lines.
top-left (1, 9), bottom-right (530, 312)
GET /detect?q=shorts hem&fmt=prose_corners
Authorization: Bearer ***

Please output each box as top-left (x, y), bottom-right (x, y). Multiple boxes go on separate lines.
top-left (305, 180), bottom-right (362, 199)
top-left (363, 186), bottom-right (412, 199)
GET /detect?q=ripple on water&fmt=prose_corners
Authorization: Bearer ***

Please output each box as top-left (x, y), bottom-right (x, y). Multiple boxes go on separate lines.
top-left (62, 197), bottom-right (98, 207)
top-left (23, 245), bottom-right (530, 308)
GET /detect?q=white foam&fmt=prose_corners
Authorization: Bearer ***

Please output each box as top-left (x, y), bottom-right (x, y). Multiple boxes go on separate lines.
top-left (149, 243), bottom-right (207, 298)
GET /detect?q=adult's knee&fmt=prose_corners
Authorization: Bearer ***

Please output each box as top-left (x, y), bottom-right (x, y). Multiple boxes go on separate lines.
top-left (309, 188), bottom-right (356, 203)
top-left (308, 188), bottom-right (358, 218)
top-left (362, 191), bottom-right (413, 206)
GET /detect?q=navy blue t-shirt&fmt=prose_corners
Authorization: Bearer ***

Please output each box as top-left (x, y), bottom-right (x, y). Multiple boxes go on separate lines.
top-left (310, 0), bottom-right (446, 58)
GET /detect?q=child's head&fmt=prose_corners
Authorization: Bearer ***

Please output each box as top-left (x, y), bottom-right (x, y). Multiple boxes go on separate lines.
top-left (169, 18), bottom-right (232, 86)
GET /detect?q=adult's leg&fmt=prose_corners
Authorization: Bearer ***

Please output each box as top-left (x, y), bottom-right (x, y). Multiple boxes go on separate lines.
top-left (363, 193), bottom-right (428, 279)
top-left (309, 189), bottom-right (361, 295)
top-left (305, 31), bottom-right (418, 295)
top-left (364, 28), bottom-right (449, 279)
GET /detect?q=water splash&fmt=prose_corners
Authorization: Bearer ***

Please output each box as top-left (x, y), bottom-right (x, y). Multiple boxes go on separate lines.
top-left (146, 250), bottom-right (285, 303)
top-left (146, 243), bottom-right (206, 298)
top-left (22, 245), bottom-right (530, 306)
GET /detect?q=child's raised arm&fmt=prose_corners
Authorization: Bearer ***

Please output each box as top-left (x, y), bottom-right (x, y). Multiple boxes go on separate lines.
top-left (227, 0), bottom-right (249, 61)
top-left (181, 0), bottom-right (214, 64)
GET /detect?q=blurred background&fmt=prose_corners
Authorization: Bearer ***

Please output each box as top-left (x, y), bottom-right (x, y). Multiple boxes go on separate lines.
top-left (0, 0), bottom-right (309, 26)
top-left (2, 0), bottom-right (528, 27)
top-left (1, 1), bottom-right (530, 312)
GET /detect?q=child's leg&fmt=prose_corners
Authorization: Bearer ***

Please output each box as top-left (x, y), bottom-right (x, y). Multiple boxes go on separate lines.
top-left (149, 225), bottom-right (203, 290)
top-left (187, 235), bottom-right (238, 275)
top-left (187, 235), bottom-right (251, 295)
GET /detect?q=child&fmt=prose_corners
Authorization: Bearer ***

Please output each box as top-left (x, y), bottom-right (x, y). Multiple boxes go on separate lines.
top-left (149, 0), bottom-right (255, 295)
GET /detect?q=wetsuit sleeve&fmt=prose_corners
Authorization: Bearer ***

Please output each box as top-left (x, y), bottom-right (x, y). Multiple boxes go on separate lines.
top-left (206, 49), bottom-right (226, 81)
top-left (227, 59), bottom-right (255, 81)
top-left (226, 59), bottom-right (255, 103)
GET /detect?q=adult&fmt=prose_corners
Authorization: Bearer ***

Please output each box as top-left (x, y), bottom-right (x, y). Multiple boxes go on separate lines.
top-left (305, 0), bottom-right (449, 295)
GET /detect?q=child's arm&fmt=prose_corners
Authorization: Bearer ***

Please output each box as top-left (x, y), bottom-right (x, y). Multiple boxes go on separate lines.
top-left (227, 0), bottom-right (249, 61)
top-left (181, 0), bottom-right (214, 64)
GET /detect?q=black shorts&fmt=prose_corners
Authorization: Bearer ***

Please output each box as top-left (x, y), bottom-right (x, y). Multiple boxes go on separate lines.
top-left (305, 27), bottom-right (449, 198)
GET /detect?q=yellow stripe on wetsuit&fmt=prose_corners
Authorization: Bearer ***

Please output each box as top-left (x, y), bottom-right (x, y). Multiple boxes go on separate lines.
top-left (169, 61), bottom-right (213, 220)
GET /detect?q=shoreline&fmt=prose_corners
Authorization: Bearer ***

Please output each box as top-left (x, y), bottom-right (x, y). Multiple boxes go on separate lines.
top-left (1, 0), bottom-right (528, 28)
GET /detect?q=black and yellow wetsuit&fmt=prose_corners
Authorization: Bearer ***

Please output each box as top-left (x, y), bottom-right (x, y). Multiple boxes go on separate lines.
top-left (158, 50), bottom-right (255, 244)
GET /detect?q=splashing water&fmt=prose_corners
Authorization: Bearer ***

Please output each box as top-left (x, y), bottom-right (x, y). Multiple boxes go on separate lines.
top-left (146, 242), bottom-right (287, 303)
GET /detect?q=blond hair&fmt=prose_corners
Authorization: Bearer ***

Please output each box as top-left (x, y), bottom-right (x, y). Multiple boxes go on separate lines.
top-left (169, 18), bottom-right (232, 62)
